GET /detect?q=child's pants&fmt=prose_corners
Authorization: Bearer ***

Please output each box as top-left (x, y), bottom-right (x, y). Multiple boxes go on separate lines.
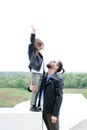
top-left (30, 72), bottom-right (43, 107)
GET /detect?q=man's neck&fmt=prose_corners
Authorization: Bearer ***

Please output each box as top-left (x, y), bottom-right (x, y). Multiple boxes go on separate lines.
top-left (47, 69), bottom-right (55, 76)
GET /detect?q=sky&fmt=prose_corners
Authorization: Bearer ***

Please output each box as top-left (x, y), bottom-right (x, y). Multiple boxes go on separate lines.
top-left (0, 0), bottom-right (87, 72)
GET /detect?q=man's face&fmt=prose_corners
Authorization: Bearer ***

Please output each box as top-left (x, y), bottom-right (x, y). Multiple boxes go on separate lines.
top-left (47, 61), bottom-right (59, 71)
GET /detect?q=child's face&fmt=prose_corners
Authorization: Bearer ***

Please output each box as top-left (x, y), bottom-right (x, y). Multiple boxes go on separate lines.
top-left (36, 45), bottom-right (44, 52)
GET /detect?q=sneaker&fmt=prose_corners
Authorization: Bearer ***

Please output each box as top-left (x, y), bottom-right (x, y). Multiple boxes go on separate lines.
top-left (30, 106), bottom-right (41, 112)
top-left (36, 107), bottom-right (41, 112)
top-left (30, 106), bottom-right (36, 112)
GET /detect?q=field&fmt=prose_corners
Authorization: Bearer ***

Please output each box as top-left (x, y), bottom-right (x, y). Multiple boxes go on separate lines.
top-left (0, 88), bottom-right (87, 107)
top-left (0, 88), bottom-right (29, 107)
top-left (63, 88), bottom-right (87, 99)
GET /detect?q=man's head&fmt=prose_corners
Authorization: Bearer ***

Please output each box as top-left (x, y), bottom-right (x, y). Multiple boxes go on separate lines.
top-left (47, 60), bottom-right (65, 74)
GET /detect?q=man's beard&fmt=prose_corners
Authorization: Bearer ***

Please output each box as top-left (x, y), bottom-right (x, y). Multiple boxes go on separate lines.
top-left (47, 64), bottom-right (52, 69)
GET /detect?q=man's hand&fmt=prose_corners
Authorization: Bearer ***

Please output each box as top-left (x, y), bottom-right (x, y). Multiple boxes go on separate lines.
top-left (51, 116), bottom-right (58, 124)
top-left (30, 85), bottom-right (38, 92)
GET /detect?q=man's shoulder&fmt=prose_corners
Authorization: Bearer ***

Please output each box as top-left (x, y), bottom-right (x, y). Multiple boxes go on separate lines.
top-left (52, 73), bottom-right (63, 81)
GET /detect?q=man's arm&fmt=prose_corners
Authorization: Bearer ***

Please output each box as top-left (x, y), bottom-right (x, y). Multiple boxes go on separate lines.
top-left (52, 78), bottom-right (64, 117)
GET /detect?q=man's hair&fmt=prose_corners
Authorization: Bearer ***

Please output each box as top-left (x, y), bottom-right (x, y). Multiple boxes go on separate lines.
top-left (57, 60), bottom-right (65, 74)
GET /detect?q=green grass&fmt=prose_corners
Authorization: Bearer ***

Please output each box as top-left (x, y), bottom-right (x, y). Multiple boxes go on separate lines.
top-left (0, 88), bottom-right (87, 107)
top-left (63, 88), bottom-right (87, 99)
top-left (0, 88), bottom-right (30, 107)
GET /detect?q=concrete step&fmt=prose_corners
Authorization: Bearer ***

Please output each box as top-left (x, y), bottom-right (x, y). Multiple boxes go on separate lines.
top-left (0, 108), bottom-right (42, 130)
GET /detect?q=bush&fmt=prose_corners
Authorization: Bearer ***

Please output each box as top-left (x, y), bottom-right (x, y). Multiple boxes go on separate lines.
top-left (0, 72), bottom-right (31, 89)
top-left (62, 73), bottom-right (87, 88)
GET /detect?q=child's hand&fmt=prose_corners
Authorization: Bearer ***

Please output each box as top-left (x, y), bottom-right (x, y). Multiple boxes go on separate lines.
top-left (31, 25), bottom-right (37, 33)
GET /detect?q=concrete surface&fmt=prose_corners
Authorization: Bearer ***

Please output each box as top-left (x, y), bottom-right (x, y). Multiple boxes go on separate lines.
top-left (0, 94), bottom-right (87, 130)
top-left (14, 94), bottom-right (87, 130)
top-left (60, 94), bottom-right (87, 130)
top-left (69, 119), bottom-right (87, 130)
top-left (0, 107), bottom-right (42, 130)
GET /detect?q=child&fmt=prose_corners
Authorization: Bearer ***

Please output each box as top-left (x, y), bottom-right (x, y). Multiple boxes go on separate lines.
top-left (28, 25), bottom-right (45, 111)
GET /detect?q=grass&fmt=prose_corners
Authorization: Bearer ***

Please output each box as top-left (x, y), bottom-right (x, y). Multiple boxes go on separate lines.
top-left (0, 88), bottom-right (30, 107)
top-left (0, 88), bottom-right (87, 107)
top-left (63, 88), bottom-right (87, 99)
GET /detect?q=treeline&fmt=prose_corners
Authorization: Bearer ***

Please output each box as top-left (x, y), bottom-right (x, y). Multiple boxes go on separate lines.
top-left (0, 72), bottom-right (31, 89)
top-left (0, 72), bottom-right (87, 89)
top-left (62, 73), bottom-right (87, 88)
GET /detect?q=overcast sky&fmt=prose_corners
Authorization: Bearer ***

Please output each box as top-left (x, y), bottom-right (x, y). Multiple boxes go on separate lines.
top-left (0, 0), bottom-right (87, 72)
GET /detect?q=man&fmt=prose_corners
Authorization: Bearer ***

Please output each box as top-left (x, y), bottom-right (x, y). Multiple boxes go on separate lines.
top-left (38, 60), bottom-right (65, 130)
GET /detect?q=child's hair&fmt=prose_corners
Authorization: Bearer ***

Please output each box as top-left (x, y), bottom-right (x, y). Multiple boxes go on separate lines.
top-left (34, 38), bottom-right (44, 49)
top-left (34, 38), bottom-right (44, 57)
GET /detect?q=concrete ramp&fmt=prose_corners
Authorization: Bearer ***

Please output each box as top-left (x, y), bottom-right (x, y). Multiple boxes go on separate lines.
top-left (69, 119), bottom-right (87, 130)
top-left (14, 94), bottom-right (87, 130)
top-left (60, 94), bottom-right (87, 130)
top-left (0, 94), bottom-right (87, 130)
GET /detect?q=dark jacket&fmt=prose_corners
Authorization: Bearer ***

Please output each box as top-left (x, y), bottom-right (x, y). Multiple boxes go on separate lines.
top-left (38, 73), bottom-right (64, 117)
top-left (28, 33), bottom-right (43, 71)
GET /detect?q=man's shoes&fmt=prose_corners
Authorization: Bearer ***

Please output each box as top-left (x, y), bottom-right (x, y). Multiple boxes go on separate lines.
top-left (30, 106), bottom-right (41, 112)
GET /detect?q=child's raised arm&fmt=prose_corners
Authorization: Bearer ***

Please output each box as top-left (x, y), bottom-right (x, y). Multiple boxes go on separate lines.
top-left (31, 25), bottom-right (37, 34)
